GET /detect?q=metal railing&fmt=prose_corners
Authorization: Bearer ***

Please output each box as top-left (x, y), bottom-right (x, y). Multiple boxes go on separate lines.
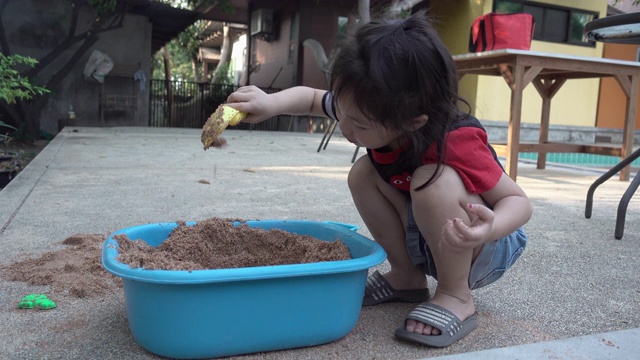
top-left (149, 80), bottom-right (280, 130)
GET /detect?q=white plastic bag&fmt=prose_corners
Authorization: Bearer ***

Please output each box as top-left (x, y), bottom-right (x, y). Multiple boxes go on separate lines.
top-left (83, 49), bottom-right (114, 83)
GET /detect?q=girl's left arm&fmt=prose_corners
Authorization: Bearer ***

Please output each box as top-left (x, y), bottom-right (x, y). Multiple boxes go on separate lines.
top-left (442, 172), bottom-right (532, 251)
top-left (477, 172), bottom-right (533, 240)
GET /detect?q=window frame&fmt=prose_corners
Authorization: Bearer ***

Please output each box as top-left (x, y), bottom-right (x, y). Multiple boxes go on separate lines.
top-left (493, 0), bottom-right (598, 47)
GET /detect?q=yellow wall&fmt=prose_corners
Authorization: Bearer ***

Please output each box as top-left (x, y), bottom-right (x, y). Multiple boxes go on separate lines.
top-left (432, 0), bottom-right (608, 127)
top-left (430, 0), bottom-right (489, 113)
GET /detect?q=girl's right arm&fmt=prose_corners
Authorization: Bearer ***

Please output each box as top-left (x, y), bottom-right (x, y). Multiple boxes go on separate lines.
top-left (226, 86), bottom-right (328, 124)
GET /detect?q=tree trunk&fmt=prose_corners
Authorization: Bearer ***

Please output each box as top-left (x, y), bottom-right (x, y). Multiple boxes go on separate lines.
top-left (358, 0), bottom-right (370, 24)
top-left (162, 46), bottom-right (175, 127)
top-left (0, 0), bottom-right (11, 53)
top-left (191, 57), bottom-right (201, 82)
top-left (211, 23), bottom-right (232, 84)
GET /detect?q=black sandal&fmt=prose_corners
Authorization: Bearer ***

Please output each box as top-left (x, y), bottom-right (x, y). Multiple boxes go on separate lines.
top-left (362, 270), bottom-right (430, 306)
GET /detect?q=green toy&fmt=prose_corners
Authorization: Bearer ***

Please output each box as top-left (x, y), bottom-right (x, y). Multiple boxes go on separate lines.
top-left (17, 299), bottom-right (35, 309)
top-left (17, 294), bottom-right (56, 310)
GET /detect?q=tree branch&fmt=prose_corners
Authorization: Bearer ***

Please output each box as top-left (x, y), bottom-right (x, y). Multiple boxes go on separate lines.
top-left (46, 35), bottom-right (100, 90)
top-left (25, 1), bottom-right (128, 80)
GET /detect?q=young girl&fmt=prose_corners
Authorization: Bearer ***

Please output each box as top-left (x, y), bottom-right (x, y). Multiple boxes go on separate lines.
top-left (226, 10), bottom-right (532, 348)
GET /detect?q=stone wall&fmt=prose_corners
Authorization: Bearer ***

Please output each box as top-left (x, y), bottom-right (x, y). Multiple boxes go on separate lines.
top-left (481, 120), bottom-right (640, 146)
top-left (3, 1), bottom-right (152, 134)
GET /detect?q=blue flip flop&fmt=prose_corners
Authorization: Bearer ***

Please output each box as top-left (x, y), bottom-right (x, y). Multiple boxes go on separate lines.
top-left (363, 270), bottom-right (430, 306)
top-left (394, 302), bottom-right (478, 347)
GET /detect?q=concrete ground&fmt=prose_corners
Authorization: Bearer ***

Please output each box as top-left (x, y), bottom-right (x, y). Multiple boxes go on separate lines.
top-left (0, 127), bottom-right (638, 360)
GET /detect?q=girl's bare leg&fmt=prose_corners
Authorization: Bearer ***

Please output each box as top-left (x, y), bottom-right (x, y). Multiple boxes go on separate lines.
top-left (348, 156), bottom-right (427, 290)
top-left (408, 165), bottom-right (484, 335)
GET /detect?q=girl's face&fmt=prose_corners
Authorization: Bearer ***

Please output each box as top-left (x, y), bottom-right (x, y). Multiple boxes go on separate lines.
top-left (336, 95), bottom-right (402, 150)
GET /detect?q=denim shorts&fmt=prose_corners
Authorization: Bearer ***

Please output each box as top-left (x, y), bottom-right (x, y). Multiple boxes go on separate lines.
top-left (406, 202), bottom-right (527, 290)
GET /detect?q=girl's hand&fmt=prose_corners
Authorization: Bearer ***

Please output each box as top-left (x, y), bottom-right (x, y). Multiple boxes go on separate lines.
top-left (441, 203), bottom-right (495, 252)
top-left (225, 86), bottom-right (278, 124)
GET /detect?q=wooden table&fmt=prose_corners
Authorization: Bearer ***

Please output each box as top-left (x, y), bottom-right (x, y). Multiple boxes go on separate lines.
top-left (453, 49), bottom-right (640, 181)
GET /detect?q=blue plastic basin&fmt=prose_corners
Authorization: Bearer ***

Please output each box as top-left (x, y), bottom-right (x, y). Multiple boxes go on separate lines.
top-left (102, 220), bottom-right (386, 359)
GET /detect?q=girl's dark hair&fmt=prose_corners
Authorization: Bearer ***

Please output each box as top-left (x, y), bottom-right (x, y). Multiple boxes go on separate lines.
top-left (330, 10), bottom-right (468, 190)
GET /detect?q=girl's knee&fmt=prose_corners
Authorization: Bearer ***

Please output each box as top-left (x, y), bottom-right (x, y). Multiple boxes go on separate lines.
top-left (410, 165), bottom-right (480, 205)
top-left (411, 165), bottom-right (459, 199)
top-left (409, 165), bottom-right (483, 240)
top-left (347, 155), bottom-right (375, 190)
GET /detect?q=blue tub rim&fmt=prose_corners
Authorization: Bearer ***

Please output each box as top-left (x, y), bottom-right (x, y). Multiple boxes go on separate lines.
top-left (102, 220), bottom-right (386, 284)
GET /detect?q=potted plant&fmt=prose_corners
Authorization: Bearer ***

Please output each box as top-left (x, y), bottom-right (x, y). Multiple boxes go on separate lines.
top-left (0, 53), bottom-right (49, 188)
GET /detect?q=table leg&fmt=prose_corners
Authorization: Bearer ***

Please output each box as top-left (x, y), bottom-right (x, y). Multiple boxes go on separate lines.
top-left (506, 64), bottom-right (525, 181)
top-left (532, 78), bottom-right (566, 170)
top-left (538, 91), bottom-right (551, 170)
top-left (615, 73), bottom-right (639, 181)
top-left (317, 118), bottom-right (337, 152)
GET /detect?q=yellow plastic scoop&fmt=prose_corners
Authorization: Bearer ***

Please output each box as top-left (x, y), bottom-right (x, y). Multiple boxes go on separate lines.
top-left (201, 104), bottom-right (247, 150)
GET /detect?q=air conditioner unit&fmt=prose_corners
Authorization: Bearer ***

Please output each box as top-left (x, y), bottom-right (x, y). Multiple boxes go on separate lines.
top-left (250, 9), bottom-right (273, 38)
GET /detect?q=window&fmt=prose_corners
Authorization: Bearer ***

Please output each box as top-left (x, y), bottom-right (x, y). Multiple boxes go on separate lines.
top-left (495, 0), bottom-right (597, 46)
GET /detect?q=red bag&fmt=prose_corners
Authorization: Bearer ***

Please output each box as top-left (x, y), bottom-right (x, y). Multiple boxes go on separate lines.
top-left (469, 13), bottom-right (535, 52)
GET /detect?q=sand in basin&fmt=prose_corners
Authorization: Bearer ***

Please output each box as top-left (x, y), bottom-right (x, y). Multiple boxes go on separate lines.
top-left (3, 218), bottom-right (351, 297)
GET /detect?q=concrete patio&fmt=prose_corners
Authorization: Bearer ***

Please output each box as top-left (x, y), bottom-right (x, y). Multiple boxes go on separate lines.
top-left (0, 126), bottom-right (638, 359)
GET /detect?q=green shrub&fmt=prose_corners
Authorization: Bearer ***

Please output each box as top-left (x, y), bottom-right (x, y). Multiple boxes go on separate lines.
top-left (0, 53), bottom-right (50, 104)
